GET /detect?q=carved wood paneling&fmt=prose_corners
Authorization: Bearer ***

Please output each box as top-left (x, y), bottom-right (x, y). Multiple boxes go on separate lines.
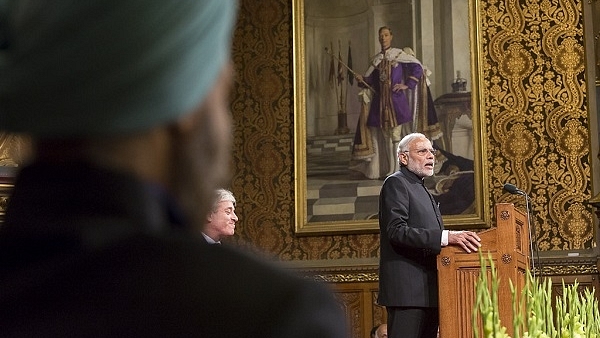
top-left (335, 290), bottom-right (363, 338)
top-left (330, 282), bottom-right (384, 338)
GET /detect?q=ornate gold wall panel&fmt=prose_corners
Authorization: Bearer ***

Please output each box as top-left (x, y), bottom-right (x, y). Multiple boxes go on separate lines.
top-left (481, 0), bottom-right (594, 250)
top-left (230, 0), bottom-right (596, 262)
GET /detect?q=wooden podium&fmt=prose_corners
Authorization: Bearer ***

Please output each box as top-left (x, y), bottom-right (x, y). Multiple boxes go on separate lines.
top-left (437, 203), bottom-right (531, 338)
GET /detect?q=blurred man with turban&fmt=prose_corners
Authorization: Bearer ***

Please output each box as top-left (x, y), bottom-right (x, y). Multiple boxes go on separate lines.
top-left (0, 1), bottom-right (347, 337)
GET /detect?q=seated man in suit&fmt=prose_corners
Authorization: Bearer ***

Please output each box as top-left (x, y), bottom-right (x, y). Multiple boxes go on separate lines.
top-left (202, 189), bottom-right (239, 244)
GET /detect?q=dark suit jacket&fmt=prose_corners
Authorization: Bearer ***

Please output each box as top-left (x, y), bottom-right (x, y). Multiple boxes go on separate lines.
top-left (0, 162), bottom-right (347, 338)
top-left (378, 166), bottom-right (444, 308)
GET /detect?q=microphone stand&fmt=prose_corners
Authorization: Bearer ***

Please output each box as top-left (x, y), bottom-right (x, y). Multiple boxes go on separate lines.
top-left (523, 192), bottom-right (536, 278)
top-left (504, 183), bottom-right (540, 278)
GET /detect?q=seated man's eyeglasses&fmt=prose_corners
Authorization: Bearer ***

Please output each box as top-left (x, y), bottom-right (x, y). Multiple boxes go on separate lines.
top-left (403, 148), bottom-right (437, 156)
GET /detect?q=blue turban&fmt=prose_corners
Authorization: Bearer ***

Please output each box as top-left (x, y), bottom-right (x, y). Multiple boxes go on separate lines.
top-left (0, 0), bottom-right (237, 137)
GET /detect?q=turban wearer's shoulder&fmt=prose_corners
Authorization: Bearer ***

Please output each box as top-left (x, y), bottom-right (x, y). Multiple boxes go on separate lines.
top-left (0, 0), bottom-right (237, 137)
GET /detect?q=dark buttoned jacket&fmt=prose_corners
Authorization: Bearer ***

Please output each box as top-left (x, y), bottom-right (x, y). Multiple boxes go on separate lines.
top-left (378, 166), bottom-right (444, 308)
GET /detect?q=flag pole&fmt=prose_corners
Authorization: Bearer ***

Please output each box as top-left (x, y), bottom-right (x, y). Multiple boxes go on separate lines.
top-left (335, 40), bottom-right (349, 135)
top-left (325, 47), bottom-right (375, 92)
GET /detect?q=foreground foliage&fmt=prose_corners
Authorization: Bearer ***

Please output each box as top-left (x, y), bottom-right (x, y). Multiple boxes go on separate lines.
top-left (473, 253), bottom-right (600, 338)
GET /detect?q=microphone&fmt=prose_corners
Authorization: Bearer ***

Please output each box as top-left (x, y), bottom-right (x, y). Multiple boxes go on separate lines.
top-left (503, 182), bottom-right (538, 277)
top-left (503, 183), bottom-right (525, 195)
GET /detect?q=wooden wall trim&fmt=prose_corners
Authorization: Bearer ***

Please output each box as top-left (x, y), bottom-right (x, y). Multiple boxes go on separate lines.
top-left (292, 254), bottom-right (600, 282)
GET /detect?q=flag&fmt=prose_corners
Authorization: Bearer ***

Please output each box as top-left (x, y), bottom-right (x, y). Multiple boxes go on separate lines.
top-left (347, 41), bottom-right (354, 85)
top-left (337, 40), bottom-right (344, 84)
top-left (328, 42), bottom-right (335, 85)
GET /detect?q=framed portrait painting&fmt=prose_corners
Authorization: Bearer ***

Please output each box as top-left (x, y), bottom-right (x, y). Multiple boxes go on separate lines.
top-left (293, 0), bottom-right (491, 235)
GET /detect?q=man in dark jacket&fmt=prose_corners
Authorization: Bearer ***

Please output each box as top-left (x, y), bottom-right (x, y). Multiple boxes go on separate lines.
top-left (0, 1), bottom-right (347, 337)
top-left (378, 133), bottom-right (481, 338)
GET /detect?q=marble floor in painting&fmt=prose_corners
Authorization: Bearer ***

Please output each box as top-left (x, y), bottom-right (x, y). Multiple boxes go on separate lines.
top-left (306, 134), bottom-right (382, 222)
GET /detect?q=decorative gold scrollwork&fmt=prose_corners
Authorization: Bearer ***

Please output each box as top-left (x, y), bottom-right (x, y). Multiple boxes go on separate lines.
top-left (311, 272), bottom-right (379, 283)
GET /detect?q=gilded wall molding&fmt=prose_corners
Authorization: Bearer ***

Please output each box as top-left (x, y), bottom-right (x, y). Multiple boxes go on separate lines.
top-left (311, 272), bottom-right (380, 283)
top-left (536, 252), bottom-right (599, 275)
top-left (539, 264), bottom-right (598, 276)
top-left (302, 261), bottom-right (598, 283)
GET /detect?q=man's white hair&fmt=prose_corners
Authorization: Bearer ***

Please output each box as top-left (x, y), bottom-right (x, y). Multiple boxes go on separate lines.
top-left (212, 189), bottom-right (236, 212)
top-left (397, 132), bottom-right (428, 156)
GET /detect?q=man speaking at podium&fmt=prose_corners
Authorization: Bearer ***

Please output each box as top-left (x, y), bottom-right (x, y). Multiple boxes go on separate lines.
top-left (378, 133), bottom-right (481, 338)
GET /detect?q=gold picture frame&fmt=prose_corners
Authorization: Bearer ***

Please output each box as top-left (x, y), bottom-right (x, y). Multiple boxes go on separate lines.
top-left (0, 166), bottom-right (17, 224)
top-left (293, 0), bottom-right (490, 235)
top-left (0, 182), bottom-right (13, 223)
